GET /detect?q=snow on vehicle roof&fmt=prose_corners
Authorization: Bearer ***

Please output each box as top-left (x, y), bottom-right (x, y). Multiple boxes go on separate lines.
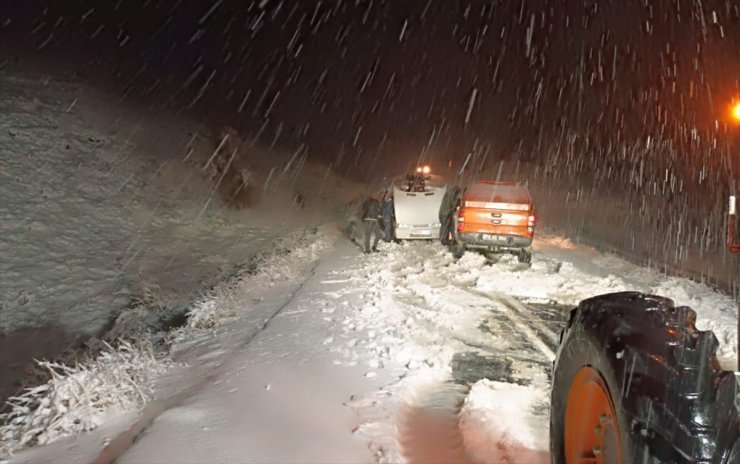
top-left (465, 182), bottom-right (531, 203)
top-left (393, 173), bottom-right (446, 191)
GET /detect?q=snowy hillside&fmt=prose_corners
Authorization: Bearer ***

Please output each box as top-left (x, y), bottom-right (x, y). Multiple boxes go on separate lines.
top-left (0, 70), bottom-right (362, 401)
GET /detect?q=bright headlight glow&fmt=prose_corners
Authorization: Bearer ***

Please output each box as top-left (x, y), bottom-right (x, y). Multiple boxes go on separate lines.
top-left (732, 101), bottom-right (740, 122)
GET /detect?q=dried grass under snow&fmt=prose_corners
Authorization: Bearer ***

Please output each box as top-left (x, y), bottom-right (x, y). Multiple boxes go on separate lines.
top-left (0, 340), bottom-right (171, 458)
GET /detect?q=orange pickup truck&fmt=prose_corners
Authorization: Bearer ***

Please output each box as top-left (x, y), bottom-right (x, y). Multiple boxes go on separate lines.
top-left (449, 181), bottom-right (535, 263)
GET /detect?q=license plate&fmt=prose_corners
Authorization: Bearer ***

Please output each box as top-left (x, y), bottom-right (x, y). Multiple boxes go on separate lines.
top-left (481, 234), bottom-right (506, 241)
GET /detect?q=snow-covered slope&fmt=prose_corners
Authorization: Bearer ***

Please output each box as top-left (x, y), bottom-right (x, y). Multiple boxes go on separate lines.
top-left (1, 71), bottom-right (322, 337)
top-left (0, 69), bottom-right (362, 402)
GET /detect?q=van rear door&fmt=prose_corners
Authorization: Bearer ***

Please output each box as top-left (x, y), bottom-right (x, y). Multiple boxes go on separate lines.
top-left (394, 187), bottom-right (443, 226)
top-left (392, 174), bottom-right (447, 239)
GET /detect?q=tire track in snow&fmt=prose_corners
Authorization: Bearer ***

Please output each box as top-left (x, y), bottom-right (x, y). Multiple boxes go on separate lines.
top-left (467, 290), bottom-right (557, 362)
top-left (392, 288), bottom-right (559, 464)
top-left (485, 292), bottom-right (560, 345)
top-left (366, 244), bottom-right (565, 464)
top-left (403, 280), bottom-right (560, 365)
top-left (397, 383), bottom-right (473, 464)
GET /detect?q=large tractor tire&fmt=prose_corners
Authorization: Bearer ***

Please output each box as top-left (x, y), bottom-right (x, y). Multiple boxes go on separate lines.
top-left (551, 323), bottom-right (637, 463)
top-left (550, 292), bottom-right (738, 464)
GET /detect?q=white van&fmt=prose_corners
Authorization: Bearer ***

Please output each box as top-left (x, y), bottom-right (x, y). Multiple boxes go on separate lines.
top-left (391, 171), bottom-right (447, 240)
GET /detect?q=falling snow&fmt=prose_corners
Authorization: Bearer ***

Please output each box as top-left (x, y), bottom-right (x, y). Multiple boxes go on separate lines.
top-left (0, 0), bottom-right (738, 462)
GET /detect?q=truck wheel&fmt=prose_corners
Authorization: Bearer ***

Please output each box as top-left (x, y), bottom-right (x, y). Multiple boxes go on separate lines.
top-left (551, 324), bottom-right (636, 463)
top-left (449, 242), bottom-right (465, 259)
top-left (517, 249), bottom-right (532, 264)
top-left (551, 292), bottom-right (734, 464)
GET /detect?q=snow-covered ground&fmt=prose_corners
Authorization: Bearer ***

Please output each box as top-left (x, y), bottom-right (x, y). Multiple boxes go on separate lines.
top-left (0, 69), bottom-right (361, 400)
top-left (5, 225), bottom-right (736, 463)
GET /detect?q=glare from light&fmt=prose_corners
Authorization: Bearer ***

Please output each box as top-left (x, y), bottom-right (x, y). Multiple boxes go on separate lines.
top-left (422, 165), bottom-right (431, 174)
top-left (732, 101), bottom-right (740, 122)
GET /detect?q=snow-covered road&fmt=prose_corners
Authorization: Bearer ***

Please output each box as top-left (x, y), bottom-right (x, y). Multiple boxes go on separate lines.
top-left (6, 225), bottom-right (738, 464)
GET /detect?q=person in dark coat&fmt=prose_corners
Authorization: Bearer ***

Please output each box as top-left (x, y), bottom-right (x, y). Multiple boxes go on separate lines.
top-left (381, 191), bottom-right (395, 242)
top-left (360, 195), bottom-right (383, 253)
top-left (439, 186), bottom-right (461, 245)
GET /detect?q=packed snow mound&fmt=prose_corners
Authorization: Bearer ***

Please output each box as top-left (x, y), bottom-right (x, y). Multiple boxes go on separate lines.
top-left (340, 240), bottom-right (555, 461)
top-left (460, 379), bottom-right (549, 464)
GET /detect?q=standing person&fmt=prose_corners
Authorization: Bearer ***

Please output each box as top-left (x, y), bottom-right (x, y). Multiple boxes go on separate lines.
top-left (439, 186), bottom-right (461, 245)
top-left (381, 191), bottom-right (395, 242)
top-left (360, 195), bottom-right (383, 253)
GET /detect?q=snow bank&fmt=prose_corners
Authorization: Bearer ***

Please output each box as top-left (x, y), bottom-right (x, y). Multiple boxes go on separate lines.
top-left (0, 340), bottom-right (170, 458)
top-left (0, 69), bottom-right (364, 456)
top-left (186, 230), bottom-right (332, 329)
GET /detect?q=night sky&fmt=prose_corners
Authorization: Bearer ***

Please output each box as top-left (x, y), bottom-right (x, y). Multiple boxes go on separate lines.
top-left (1, 0), bottom-right (739, 178)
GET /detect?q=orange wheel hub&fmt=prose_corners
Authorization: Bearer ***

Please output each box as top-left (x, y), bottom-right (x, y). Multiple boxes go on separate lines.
top-left (564, 366), bottom-right (623, 464)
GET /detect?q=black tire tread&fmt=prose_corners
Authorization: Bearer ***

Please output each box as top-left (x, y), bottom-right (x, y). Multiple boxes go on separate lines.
top-left (550, 292), bottom-right (738, 463)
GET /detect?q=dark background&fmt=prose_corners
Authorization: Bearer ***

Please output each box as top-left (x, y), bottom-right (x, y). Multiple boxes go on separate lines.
top-left (1, 0), bottom-right (738, 176)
